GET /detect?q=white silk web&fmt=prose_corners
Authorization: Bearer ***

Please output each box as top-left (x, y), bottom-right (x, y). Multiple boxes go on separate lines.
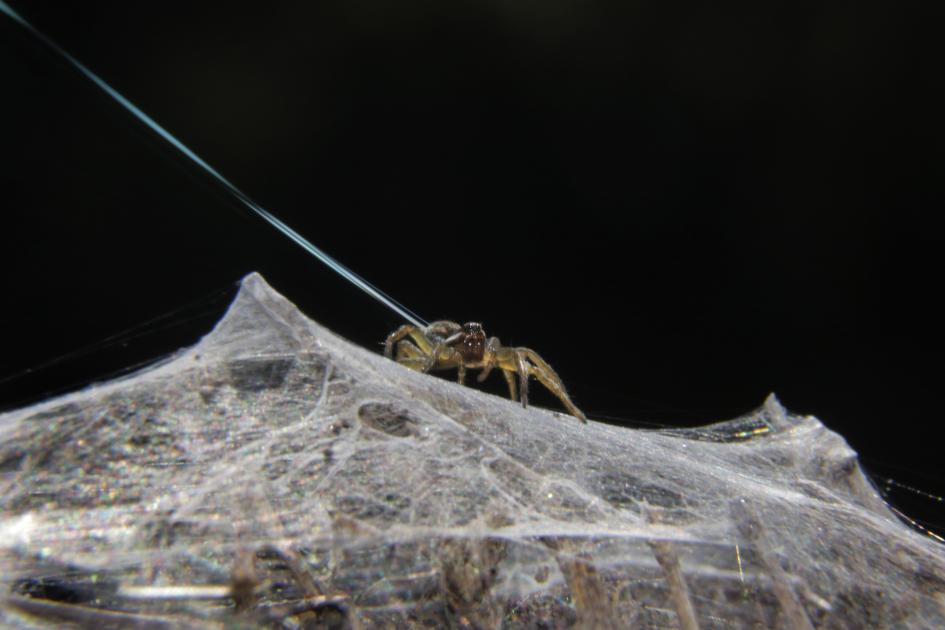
top-left (1, 274), bottom-right (943, 628)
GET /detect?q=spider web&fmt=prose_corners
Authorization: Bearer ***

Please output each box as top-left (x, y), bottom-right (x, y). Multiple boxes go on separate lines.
top-left (1, 273), bottom-right (943, 628)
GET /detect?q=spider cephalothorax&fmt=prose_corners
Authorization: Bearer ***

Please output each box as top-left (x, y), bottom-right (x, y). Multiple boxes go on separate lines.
top-left (384, 321), bottom-right (587, 422)
top-left (454, 322), bottom-right (485, 362)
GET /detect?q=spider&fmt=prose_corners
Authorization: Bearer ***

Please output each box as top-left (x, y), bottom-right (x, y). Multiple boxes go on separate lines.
top-left (385, 321), bottom-right (587, 422)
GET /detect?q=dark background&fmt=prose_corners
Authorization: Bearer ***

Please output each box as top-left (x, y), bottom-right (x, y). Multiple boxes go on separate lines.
top-left (1, 3), bottom-right (942, 531)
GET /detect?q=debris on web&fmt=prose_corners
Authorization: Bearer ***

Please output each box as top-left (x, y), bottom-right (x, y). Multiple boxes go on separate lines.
top-left (1, 273), bottom-right (943, 628)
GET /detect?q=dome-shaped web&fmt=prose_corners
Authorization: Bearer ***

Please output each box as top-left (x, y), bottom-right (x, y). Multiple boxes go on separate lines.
top-left (1, 273), bottom-right (943, 628)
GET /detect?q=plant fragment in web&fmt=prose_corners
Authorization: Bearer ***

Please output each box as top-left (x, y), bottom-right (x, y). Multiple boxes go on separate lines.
top-left (1, 273), bottom-right (944, 629)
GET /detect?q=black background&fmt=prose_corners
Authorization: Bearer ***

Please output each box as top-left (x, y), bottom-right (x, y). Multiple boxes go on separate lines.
top-left (1, 3), bottom-right (942, 532)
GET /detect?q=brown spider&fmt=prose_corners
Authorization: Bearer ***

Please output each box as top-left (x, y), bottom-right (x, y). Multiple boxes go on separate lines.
top-left (385, 321), bottom-right (587, 423)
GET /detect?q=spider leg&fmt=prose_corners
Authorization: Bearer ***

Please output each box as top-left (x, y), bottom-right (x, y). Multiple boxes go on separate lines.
top-left (385, 325), bottom-right (415, 358)
top-left (406, 321), bottom-right (464, 374)
top-left (395, 339), bottom-right (465, 384)
top-left (515, 350), bottom-right (530, 409)
top-left (424, 342), bottom-right (447, 372)
top-left (519, 348), bottom-right (587, 423)
top-left (420, 340), bottom-right (467, 383)
top-left (393, 340), bottom-right (429, 370)
top-left (426, 321), bottom-right (463, 339)
top-left (442, 344), bottom-right (466, 383)
top-left (502, 370), bottom-right (518, 401)
top-left (385, 325), bottom-right (435, 358)
top-left (477, 337), bottom-right (502, 383)
top-left (478, 337), bottom-right (519, 401)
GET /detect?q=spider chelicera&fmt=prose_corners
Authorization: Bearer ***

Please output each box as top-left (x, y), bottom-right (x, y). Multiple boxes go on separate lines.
top-left (384, 321), bottom-right (587, 423)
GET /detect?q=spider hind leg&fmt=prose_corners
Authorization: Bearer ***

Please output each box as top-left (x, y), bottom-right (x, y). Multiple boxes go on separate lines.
top-left (520, 348), bottom-right (587, 423)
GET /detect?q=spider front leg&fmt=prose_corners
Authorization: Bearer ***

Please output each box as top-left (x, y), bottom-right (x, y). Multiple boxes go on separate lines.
top-left (477, 337), bottom-right (518, 400)
top-left (493, 347), bottom-right (586, 422)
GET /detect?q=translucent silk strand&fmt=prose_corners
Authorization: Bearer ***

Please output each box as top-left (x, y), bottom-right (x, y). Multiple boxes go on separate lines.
top-left (0, 1), bottom-right (427, 328)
